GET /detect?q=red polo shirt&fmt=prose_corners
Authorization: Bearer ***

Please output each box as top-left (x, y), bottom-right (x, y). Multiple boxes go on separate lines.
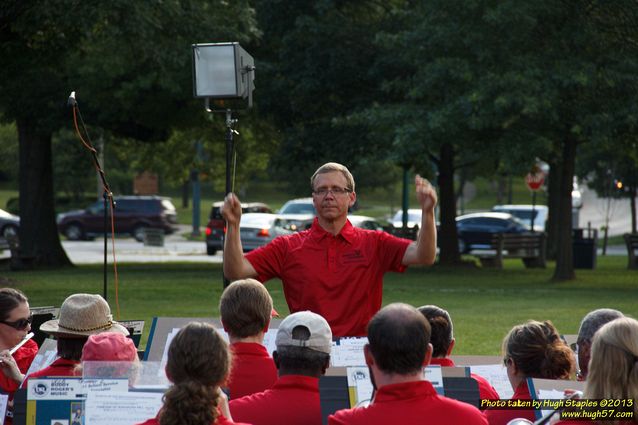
top-left (23, 357), bottom-right (80, 388)
top-left (0, 338), bottom-right (38, 395)
top-left (227, 342), bottom-right (277, 399)
top-left (429, 358), bottom-right (500, 402)
top-left (229, 375), bottom-right (321, 425)
top-left (328, 380), bottom-right (488, 425)
top-left (484, 381), bottom-right (535, 425)
top-left (246, 219), bottom-right (411, 336)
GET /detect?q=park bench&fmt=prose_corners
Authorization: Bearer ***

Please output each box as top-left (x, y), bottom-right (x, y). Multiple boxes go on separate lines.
top-left (473, 232), bottom-right (547, 269)
top-left (624, 233), bottom-right (638, 269)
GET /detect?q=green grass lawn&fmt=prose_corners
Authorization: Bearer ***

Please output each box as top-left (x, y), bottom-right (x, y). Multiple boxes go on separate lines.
top-left (1, 256), bottom-right (634, 355)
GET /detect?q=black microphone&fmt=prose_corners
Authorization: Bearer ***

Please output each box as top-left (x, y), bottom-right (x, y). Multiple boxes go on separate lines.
top-left (67, 91), bottom-right (77, 107)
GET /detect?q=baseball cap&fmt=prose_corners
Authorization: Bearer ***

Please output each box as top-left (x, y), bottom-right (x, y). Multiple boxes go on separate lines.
top-left (82, 332), bottom-right (138, 362)
top-left (275, 311), bottom-right (332, 354)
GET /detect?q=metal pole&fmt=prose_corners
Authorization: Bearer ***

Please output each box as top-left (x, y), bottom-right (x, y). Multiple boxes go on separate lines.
top-left (531, 191), bottom-right (536, 233)
top-left (103, 191), bottom-right (108, 300)
top-left (223, 109), bottom-right (235, 289)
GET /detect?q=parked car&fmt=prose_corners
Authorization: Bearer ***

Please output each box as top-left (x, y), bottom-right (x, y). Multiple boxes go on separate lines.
top-left (240, 213), bottom-right (294, 251)
top-left (492, 205), bottom-right (548, 232)
top-left (572, 179), bottom-right (583, 209)
top-left (455, 212), bottom-right (530, 253)
top-left (0, 208), bottom-right (19, 239)
top-left (275, 213), bottom-right (314, 232)
top-left (278, 197), bottom-right (316, 215)
top-left (205, 201), bottom-right (271, 255)
top-left (348, 215), bottom-right (384, 231)
top-left (57, 196), bottom-right (178, 241)
top-left (391, 209), bottom-right (422, 229)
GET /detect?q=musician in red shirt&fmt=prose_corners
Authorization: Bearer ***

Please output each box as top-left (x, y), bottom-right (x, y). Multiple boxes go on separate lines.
top-left (220, 279), bottom-right (277, 399)
top-left (417, 304), bottom-right (500, 402)
top-left (328, 303), bottom-right (487, 425)
top-left (229, 311), bottom-right (332, 425)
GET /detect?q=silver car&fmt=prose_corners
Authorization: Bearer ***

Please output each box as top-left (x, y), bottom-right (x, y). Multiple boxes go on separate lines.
top-left (0, 208), bottom-right (19, 239)
top-left (240, 213), bottom-right (294, 251)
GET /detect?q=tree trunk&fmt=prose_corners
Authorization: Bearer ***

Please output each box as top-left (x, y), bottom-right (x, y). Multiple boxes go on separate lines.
top-left (16, 119), bottom-right (72, 269)
top-left (630, 185), bottom-right (637, 234)
top-left (552, 138), bottom-right (576, 281)
top-left (546, 158), bottom-right (561, 260)
top-left (437, 142), bottom-right (461, 265)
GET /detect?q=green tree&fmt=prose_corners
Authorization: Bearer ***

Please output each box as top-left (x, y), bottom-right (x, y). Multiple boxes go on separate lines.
top-left (0, 1), bottom-right (258, 268)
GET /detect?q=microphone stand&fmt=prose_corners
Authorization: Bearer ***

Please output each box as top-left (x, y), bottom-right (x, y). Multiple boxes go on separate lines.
top-left (69, 92), bottom-right (113, 300)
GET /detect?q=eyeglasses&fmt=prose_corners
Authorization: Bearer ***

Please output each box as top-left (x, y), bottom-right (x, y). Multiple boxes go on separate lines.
top-left (0, 313), bottom-right (33, 330)
top-left (312, 187), bottom-right (352, 197)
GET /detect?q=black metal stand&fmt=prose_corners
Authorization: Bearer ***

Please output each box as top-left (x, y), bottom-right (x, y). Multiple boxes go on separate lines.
top-left (70, 94), bottom-right (113, 301)
top-left (222, 109), bottom-right (237, 289)
top-left (103, 191), bottom-right (109, 300)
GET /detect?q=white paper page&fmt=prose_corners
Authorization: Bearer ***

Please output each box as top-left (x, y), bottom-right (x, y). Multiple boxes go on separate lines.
top-left (157, 328), bottom-right (180, 377)
top-left (22, 338), bottom-right (58, 381)
top-left (537, 389), bottom-right (569, 418)
top-left (469, 364), bottom-right (513, 399)
top-left (347, 366), bottom-right (373, 407)
top-left (85, 392), bottom-right (164, 425)
top-left (424, 365), bottom-right (444, 394)
top-left (217, 328), bottom-right (278, 356)
top-left (331, 337), bottom-right (368, 367)
top-left (0, 393), bottom-right (8, 422)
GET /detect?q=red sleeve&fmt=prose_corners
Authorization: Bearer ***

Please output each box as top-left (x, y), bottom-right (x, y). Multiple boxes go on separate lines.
top-left (0, 338), bottom-right (38, 393)
top-left (245, 234), bottom-right (293, 282)
top-left (375, 230), bottom-right (411, 273)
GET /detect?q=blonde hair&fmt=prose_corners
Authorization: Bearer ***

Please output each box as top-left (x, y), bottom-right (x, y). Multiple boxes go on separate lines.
top-left (310, 162), bottom-right (355, 192)
top-left (503, 320), bottom-right (575, 379)
top-left (585, 317), bottom-right (638, 420)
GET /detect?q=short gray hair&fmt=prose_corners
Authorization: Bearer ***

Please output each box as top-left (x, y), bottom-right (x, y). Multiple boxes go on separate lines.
top-left (577, 308), bottom-right (624, 344)
top-left (310, 162), bottom-right (355, 192)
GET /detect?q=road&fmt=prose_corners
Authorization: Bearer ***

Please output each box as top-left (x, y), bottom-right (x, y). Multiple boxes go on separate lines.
top-left (62, 226), bottom-right (222, 264)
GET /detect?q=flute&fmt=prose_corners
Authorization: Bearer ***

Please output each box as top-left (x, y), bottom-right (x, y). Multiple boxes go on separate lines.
top-left (9, 332), bottom-right (34, 355)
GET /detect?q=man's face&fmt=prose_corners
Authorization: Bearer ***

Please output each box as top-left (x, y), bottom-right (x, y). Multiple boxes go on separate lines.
top-left (312, 171), bottom-right (355, 221)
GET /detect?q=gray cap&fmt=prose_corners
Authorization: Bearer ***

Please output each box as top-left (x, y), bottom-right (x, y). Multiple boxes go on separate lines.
top-left (276, 311), bottom-right (332, 354)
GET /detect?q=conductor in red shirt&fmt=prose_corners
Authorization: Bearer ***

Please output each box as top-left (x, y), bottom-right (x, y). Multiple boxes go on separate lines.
top-left (328, 303), bottom-right (487, 425)
top-left (222, 162), bottom-right (438, 337)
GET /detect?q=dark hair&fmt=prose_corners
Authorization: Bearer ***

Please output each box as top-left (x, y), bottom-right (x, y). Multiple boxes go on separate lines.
top-left (367, 303), bottom-right (431, 375)
top-left (503, 320), bottom-right (575, 379)
top-left (275, 346), bottom-right (330, 376)
top-left (57, 336), bottom-right (89, 361)
top-left (220, 279), bottom-right (272, 338)
top-left (0, 288), bottom-right (28, 321)
top-left (418, 305), bottom-right (453, 358)
top-left (159, 322), bottom-right (230, 425)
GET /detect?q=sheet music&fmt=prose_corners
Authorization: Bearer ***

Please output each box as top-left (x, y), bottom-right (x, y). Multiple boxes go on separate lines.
top-left (469, 364), bottom-right (513, 399)
top-left (331, 337), bottom-right (368, 367)
top-left (157, 328), bottom-right (180, 377)
top-left (85, 392), bottom-right (164, 425)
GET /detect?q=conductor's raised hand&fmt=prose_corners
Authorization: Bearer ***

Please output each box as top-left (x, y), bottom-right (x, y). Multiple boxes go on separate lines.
top-left (221, 193), bottom-right (242, 226)
top-left (415, 175), bottom-right (437, 212)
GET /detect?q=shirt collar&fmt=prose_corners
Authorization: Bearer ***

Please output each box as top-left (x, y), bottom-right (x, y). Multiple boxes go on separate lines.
top-left (428, 358), bottom-right (455, 367)
top-left (309, 217), bottom-right (356, 244)
top-left (374, 380), bottom-right (436, 403)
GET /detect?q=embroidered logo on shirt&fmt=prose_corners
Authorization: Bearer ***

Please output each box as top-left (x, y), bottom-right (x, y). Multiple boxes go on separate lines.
top-left (341, 249), bottom-right (366, 264)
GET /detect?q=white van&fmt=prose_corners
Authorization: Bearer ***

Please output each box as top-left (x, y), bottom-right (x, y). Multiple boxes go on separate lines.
top-left (491, 204), bottom-right (548, 232)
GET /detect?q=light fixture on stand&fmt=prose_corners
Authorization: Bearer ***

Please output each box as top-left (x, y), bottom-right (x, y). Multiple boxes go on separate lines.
top-left (192, 42), bottom-right (255, 288)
